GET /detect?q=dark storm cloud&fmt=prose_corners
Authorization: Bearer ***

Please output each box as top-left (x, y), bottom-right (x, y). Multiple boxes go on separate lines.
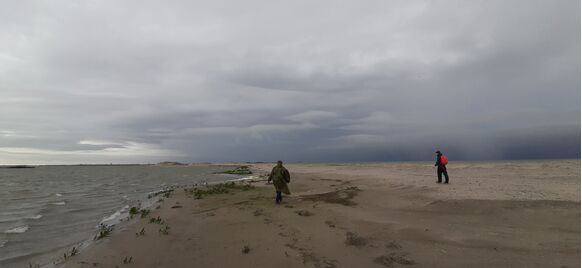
top-left (0, 0), bottom-right (579, 164)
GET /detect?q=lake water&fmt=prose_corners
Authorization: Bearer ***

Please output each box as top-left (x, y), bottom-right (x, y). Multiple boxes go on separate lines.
top-left (0, 165), bottom-right (242, 267)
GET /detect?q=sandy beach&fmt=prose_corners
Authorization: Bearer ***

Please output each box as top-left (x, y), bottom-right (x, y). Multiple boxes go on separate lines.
top-left (64, 160), bottom-right (580, 268)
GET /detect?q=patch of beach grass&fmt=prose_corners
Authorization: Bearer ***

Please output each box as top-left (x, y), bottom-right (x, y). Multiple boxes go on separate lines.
top-left (215, 166), bottom-right (253, 175)
top-left (149, 216), bottom-right (164, 224)
top-left (185, 181), bottom-right (254, 199)
top-left (159, 225), bottom-right (170, 235)
top-left (129, 207), bottom-right (150, 219)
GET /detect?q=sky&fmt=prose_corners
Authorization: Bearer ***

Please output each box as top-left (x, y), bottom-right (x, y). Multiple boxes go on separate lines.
top-left (0, 0), bottom-right (580, 164)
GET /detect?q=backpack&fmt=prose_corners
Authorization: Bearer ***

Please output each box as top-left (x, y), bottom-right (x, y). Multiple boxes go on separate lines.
top-left (440, 155), bottom-right (449, 165)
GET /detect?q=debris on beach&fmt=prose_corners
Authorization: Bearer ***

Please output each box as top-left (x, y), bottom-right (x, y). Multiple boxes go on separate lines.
top-left (242, 245), bottom-right (251, 254)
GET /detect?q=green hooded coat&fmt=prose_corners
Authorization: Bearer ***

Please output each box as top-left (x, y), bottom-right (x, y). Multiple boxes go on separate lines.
top-left (268, 163), bottom-right (291, 194)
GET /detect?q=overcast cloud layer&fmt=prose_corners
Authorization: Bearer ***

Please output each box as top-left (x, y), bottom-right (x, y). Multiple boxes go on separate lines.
top-left (0, 0), bottom-right (579, 164)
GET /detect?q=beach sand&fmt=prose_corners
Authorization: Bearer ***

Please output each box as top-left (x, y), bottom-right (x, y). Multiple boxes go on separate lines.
top-left (64, 160), bottom-right (580, 268)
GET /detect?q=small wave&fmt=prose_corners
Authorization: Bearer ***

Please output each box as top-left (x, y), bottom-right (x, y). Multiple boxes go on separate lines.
top-left (101, 205), bottom-right (129, 224)
top-left (5, 225), bottom-right (28, 234)
top-left (51, 201), bottom-right (66, 206)
top-left (26, 214), bottom-right (43, 220)
top-left (0, 240), bottom-right (7, 247)
top-left (55, 193), bottom-right (63, 197)
top-left (101, 211), bottom-right (120, 223)
top-left (229, 175), bottom-right (256, 182)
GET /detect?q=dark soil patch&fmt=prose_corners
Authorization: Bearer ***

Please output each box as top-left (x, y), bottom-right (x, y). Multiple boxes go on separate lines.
top-left (302, 187), bottom-right (360, 206)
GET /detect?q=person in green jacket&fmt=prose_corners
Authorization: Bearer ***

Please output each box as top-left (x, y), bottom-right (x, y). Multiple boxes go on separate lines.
top-left (268, 160), bottom-right (291, 204)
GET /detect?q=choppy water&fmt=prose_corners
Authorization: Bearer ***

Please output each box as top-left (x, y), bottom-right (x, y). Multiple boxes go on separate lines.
top-left (0, 165), bottom-right (241, 267)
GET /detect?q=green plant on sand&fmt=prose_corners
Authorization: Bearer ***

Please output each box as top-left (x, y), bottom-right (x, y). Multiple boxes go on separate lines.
top-left (149, 216), bottom-right (164, 224)
top-left (129, 207), bottom-right (150, 219)
top-left (185, 181), bottom-right (254, 199)
top-left (215, 166), bottom-right (253, 175)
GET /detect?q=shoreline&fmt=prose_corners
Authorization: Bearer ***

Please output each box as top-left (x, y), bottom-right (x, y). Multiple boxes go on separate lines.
top-left (1, 165), bottom-right (252, 268)
top-left (64, 160), bottom-right (579, 268)
top-left (51, 173), bottom-right (258, 267)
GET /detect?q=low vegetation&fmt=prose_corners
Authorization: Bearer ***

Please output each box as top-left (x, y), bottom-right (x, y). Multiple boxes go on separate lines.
top-left (135, 227), bottom-right (145, 236)
top-left (129, 207), bottom-right (150, 219)
top-left (215, 166), bottom-right (253, 175)
top-left (149, 216), bottom-right (165, 225)
top-left (184, 181), bottom-right (254, 199)
top-left (159, 225), bottom-right (170, 235)
top-left (123, 256), bottom-right (133, 264)
top-left (95, 224), bottom-right (114, 240)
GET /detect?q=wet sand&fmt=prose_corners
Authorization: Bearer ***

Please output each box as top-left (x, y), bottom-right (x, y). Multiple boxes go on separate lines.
top-left (64, 160), bottom-right (580, 268)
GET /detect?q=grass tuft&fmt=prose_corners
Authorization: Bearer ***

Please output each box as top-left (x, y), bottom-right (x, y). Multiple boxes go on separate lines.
top-left (95, 224), bottom-right (114, 240)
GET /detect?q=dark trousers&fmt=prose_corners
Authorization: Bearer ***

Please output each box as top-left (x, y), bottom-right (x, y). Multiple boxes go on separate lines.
top-left (437, 166), bottom-right (449, 183)
top-left (276, 191), bottom-right (282, 204)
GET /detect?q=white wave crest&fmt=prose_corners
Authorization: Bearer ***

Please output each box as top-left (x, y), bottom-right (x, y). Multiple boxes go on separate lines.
top-left (26, 214), bottom-right (43, 220)
top-left (101, 205), bottom-right (129, 224)
top-left (51, 201), bottom-right (66, 206)
top-left (101, 211), bottom-right (121, 223)
top-left (5, 225), bottom-right (29, 233)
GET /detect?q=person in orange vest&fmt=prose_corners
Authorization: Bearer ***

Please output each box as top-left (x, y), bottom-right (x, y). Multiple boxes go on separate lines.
top-left (435, 150), bottom-right (449, 184)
